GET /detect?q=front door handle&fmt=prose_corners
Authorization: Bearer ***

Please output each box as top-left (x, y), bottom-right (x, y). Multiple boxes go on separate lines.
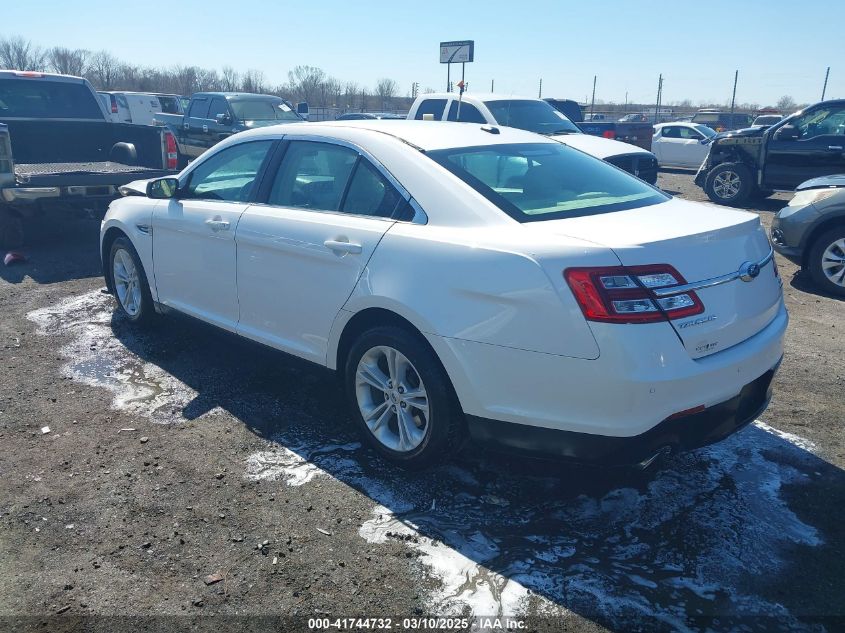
top-left (202, 124), bottom-right (209, 133)
top-left (205, 217), bottom-right (230, 232)
top-left (324, 239), bottom-right (362, 254)
top-left (828, 145), bottom-right (843, 151)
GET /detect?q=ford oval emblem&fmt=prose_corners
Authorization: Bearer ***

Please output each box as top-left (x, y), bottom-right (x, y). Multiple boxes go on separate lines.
top-left (739, 261), bottom-right (761, 282)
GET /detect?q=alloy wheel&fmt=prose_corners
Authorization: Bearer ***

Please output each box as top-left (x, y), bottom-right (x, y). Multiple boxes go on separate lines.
top-left (355, 345), bottom-right (430, 453)
top-left (113, 248), bottom-right (142, 317)
top-left (713, 170), bottom-right (741, 199)
top-left (821, 238), bottom-right (845, 287)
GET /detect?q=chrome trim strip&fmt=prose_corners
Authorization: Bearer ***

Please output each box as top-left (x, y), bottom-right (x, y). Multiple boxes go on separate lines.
top-left (652, 247), bottom-right (774, 297)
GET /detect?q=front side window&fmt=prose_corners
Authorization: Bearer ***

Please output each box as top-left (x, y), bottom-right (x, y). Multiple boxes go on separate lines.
top-left (483, 100), bottom-right (580, 135)
top-left (269, 141), bottom-right (357, 211)
top-left (791, 106), bottom-right (845, 139)
top-left (231, 99), bottom-right (301, 122)
top-left (184, 140), bottom-right (273, 202)
top-left (447, 101), bottom-right (486, 123)
top-left (428, 142), bottom-right (668, 222)
top-left (208, 98), bottom-right (230, 120)
top-left (414, 99), bottom-right (447, 120)
top-left (660, 126), bottom-right (682, 139)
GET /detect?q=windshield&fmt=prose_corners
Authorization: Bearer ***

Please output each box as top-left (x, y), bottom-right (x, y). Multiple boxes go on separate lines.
top-left (428, 142), bottom-right (668, 223)
top-left (695, 125), bottom-right (716, 137)
top-left (231, 99), bottom-right (301, 121)
top-left (484, 100), bottom-right (580, 135)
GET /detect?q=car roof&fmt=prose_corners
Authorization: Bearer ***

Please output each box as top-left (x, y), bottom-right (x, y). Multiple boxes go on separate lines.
top-left (418, 92), bottom-right (539, 103)
top-left (193, 92), bottom-right (281, 100)
top-left (243, 119), bottom-right (555, 151)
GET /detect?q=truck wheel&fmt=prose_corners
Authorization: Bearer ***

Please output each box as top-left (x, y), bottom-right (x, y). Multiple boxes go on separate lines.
top-left (0, 208), bottom-right (24, 249)
top-left (807, 226), bottom-right (845, 297)
top-left (704, 162), bottom-right (753, 206)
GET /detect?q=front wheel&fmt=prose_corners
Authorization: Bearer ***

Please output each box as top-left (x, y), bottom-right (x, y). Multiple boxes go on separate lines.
top-left (345, 326), bottom-right (465, 469)
top-left (110, 236), bottom-right (156, 324)
top-left (704, 162), bottom-right (753, 206)
top-left (807, 227), bottom-right (845, 297)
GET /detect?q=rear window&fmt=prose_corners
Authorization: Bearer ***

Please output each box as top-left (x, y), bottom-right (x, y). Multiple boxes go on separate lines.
top-left (427, 142), bottom-right (668, 222)
top-left (414, 99), bottom-right (447, 120)
top-left (483, 99), bottom-right (580, 135)
top-left (0, 78), bottom-right (103, 119)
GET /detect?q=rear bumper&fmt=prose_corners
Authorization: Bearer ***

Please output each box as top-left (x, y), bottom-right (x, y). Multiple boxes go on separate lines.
top-left (467, 364), bottom-right (778, 465)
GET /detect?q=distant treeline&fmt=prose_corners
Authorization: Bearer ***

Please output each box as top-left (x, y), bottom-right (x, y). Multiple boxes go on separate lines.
top-left (0, 35), bottom-right (415, 112)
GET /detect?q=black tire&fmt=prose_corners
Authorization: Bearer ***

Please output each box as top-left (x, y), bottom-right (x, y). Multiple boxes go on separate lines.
top-left (344, 326), bottom-right (465, 469)
top-left (109, 236), bottom-right (156, 324)
top-left (807, 226), bottom-right (845, 297)
top-left (704, 162), bottom-right (753, 206)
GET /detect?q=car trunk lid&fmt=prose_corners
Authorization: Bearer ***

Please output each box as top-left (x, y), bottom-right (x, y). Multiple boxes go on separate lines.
top-left (534, 198), bottom-right (783, 359)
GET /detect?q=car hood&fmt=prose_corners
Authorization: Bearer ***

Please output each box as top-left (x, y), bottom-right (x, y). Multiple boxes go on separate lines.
top-left (796, 174), bottom-right (845, 190)
top-left (712, 126), bottom-right (766, 142)
top-left (549, 133), bottom-right (651, 159)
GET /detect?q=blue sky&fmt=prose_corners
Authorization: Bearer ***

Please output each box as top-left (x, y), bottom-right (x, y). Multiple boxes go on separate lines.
top-left (5, 0), bottom-right (842, 106)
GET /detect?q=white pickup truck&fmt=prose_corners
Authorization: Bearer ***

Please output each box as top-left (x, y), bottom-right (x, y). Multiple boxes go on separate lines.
top-left (407, 93), bottom-right (658, 184)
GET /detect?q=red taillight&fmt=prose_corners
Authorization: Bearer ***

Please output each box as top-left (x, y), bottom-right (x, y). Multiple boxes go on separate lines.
top-left (164, 131), bottom-right (178, 170)
top-left (110, 95), bottom-right (118, 114)
top-left (602, 130), bottom-right (617, 139)
top-left (13, 71), bottom-right (43, 78)
top-left (564, 265), bottom-right (704, 324)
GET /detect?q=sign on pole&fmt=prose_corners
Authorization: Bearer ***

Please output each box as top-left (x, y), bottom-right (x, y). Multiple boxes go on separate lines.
top-left (440, 41), bottom-right (474, 64)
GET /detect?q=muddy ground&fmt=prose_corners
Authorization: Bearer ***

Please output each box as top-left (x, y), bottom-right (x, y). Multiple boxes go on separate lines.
top-left (0, 171), bottom-right (843, 633)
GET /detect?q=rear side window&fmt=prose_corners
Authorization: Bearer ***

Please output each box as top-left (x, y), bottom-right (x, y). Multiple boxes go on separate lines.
top-left (0, 78), bottom-right (103, 119)
top-left (447, 101), bottom-right (486, 123)
top-left (414, 99), bottom-right (447, 120)
top-left (184, 140), bottom-right (273, 202)
top-left (187, 98), bottom-right (209, 118)
top-left (157, 96), bottom-right (181, 114)
top-left (268, 141), bottom-right (358, 211)
top-left (428, 142), bottom-right (668, 222)
top-left (341, 160), bottom-right (404, 218)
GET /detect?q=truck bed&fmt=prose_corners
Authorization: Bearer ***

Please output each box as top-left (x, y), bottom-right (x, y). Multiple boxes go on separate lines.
top-left (14, 161), bottom-right (169, 187)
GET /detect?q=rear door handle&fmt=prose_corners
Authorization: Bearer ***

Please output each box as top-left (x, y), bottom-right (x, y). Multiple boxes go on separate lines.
top-left (205, 218), bottom-right (230, 232)
top-left (829, 145), bottom-right (844, 151)
top-left (324, 239), bottom-right (362, 254)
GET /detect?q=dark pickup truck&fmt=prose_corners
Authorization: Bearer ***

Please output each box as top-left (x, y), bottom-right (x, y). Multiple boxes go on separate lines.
top-left (544, 98), bottom-right (654, 151)
top-left (695, 99), bottom-right (845, 206)
top-left (0, 71), bottom-right (176, 247)
top-left (154, 92), bottom-right (303, 166)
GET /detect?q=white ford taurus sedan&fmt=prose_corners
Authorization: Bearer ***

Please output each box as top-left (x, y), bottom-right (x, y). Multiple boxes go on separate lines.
top-left (101, 121), bottom-right (787, 468)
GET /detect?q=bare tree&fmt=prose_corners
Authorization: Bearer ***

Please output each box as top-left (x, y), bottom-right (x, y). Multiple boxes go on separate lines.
top-left (342, 81), bottom-right (359, 110)
top-left (88, 51), bottom-right (121, 89)
top-left (375, 78), bottom-right (398, 109)
top-left (48, 47), bottom-right (87, 76)
top-left (0, 36), bottom-right (47, 71)
top-left (241, 69), bottom-right (265, 94)
top-left (287, 65), bottom-right (326, 104)
top-left (221, 66), bottom-right (240, 92)
top-left (776, 95), bottom-right (797, 112)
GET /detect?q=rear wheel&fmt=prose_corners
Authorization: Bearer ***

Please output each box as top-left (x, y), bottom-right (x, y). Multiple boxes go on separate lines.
top-left (704, 162), bottom-right (753, 206)
top-left (110, 237), bottom-right (156, 324)
top-left (807, 227), bottom-right (845, 297)
top-left (345, 326), bottom-right (465, 468)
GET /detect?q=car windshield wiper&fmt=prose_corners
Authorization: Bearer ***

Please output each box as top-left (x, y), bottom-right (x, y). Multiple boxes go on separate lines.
top-left (541, 129), bottom-right (577, 136)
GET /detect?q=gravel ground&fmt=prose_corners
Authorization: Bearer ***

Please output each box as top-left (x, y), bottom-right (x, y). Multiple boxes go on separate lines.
top-left (0, 171), bottom-right (843, 633)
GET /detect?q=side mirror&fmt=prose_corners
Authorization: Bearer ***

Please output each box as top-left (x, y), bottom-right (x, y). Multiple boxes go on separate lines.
top-left (147, 177), bottom-right (180, 199)
top-left (775, 124), bottom-right (799, 141)
top-left (215, 113), bottom-right (232, 125)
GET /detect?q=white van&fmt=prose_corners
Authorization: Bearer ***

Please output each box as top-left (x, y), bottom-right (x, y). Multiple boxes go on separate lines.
top-left (98, 92), bottom-right (184, 125)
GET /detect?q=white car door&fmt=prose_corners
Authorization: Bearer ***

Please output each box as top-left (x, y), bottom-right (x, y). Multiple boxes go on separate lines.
top-left (657, 125), bottom-right (708, 167)
top-left (152, 139), bottom-right (275, 331)
top-left (235, 139), bottom-right (409, 364)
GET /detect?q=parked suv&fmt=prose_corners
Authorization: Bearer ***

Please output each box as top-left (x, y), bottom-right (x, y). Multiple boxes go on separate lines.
top-left (691, 110), bottom-right (754, 132)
